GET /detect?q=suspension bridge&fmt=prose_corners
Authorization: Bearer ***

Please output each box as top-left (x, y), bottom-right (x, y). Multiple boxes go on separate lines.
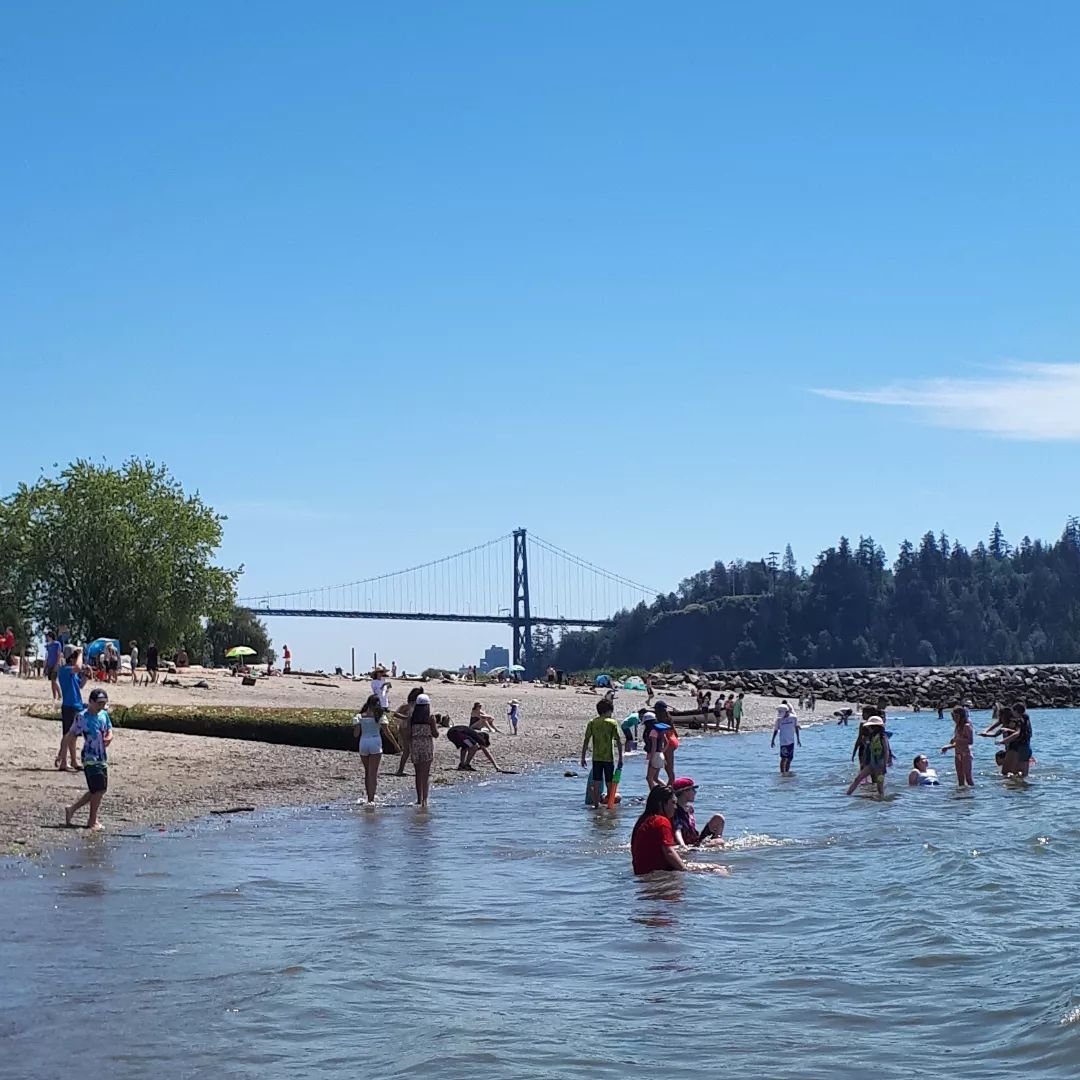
top-left (239, 529), bottom-right (658, 672)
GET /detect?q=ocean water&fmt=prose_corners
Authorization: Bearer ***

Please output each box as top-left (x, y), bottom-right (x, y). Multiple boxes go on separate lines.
top-left (4, 709), bottom-right (1079, 1079)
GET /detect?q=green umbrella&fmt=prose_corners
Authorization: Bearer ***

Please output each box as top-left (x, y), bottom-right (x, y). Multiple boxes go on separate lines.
top-left (225, 646), bottom-right (257, 659)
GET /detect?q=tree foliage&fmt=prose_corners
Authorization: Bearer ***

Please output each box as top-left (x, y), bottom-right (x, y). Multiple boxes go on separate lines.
top-left (200, 606), bottom-right (276, 667)
top-left (553, 519), bottom-right (1080, 671)
top-left (2, 459), bottom-right (238, 649)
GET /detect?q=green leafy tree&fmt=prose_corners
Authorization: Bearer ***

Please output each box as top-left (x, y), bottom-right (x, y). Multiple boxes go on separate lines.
top-left (3, 459), bottom-right (237, 648)
top-left (201, 606), bottom-right (276, 667)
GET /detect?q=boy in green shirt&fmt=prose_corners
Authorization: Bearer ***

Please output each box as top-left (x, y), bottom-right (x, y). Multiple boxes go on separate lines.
top-left (581, 698), bottom-right (623, 810)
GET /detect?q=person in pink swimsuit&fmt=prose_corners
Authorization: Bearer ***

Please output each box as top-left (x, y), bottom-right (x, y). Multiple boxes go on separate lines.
top-left (941, 706), bottom-right (975, 787)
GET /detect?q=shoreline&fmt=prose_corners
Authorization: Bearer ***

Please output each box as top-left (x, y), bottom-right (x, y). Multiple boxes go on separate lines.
top-left (1, 672), bottom-right (818, 858)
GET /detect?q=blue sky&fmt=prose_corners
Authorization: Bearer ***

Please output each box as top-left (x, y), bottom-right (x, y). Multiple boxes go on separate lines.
top-left (6, 3), bottom-right (1080, 670)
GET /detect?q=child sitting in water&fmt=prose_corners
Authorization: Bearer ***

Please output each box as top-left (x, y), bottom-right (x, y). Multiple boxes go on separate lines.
top-left (672, 777), bottom-right (725, 846)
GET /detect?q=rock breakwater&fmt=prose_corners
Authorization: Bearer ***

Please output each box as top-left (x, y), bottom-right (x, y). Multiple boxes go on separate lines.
top-left (649, 665), bottom-right (1080, 710)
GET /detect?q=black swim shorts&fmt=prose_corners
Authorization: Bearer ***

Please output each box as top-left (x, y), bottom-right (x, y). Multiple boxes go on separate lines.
top-left (591, 760), bottom-right (615, 784)
top-left (84, 766), bottom-right (108, 794)
top-left (61, 705), bottom-right (80, 735)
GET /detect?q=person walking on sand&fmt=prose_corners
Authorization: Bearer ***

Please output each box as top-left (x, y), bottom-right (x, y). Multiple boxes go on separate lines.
top-left (62, 689), bottom-right (114, 830)
top-left (393, 686), bottom-right (425, 776)
top-left (146, 640), bottom-right (159, 684)
top-left (581, 698), bottom-right (623, 811)
top-left (44, 631), bottom-right (62, 701)
top-left (282, 644), bottom-right (292, 674)
top-left (55, 647), bottom-right (86, 771)
top-left (354, 693), bottom-right (399, 806)
top-left (645, 673), bottom-right (655, 706)
top-left (941, 706), bottom-right (975, 787)
top-left (771, 703), bottom-right (801, 774)
top-left (408, 694), bottom-right (438, 808)
top-left (507, 699), bottom-right (520, 735)
top-left (128, 640), bottom-right (139, 684)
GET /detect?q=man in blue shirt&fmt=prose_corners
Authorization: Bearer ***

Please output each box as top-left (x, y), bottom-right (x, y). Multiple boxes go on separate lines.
top-left (63, 688), bottom-right (114, 830)
top-left (55, 647), bottom-right (86, 772)
top-left (44, 632), bottom-right (63, 701)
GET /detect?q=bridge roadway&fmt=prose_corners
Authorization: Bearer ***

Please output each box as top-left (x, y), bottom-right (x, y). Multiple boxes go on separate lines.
top-left (251, 608), bottom-right (613, 628)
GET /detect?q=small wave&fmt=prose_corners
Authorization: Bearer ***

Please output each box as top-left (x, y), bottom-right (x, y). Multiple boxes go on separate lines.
top-left (724, 833), bottom-right (803, 851)
top-left (1061, 1006), bottom-right (1080, 1026)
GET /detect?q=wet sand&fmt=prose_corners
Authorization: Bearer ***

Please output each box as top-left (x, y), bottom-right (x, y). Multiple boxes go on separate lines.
top-left (1, 670), bottom-right (840, 856)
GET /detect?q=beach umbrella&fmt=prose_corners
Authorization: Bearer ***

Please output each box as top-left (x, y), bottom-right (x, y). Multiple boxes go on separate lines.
top-left (487, 666), bottom-right (508, 676)
top-left (508, 664), bottom-right (525, 673)
top-left (225, 646), bottom-right (257, 660)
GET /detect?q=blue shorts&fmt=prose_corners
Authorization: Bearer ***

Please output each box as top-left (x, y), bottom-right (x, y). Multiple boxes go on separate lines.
top-left (591, 760), bottom-right (615, 784)
top-left (779, 743), bottom-right (795, 762)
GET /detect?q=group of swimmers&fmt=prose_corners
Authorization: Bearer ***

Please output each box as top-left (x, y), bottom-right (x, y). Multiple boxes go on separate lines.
top-left (848, 700), bottom-right (1036, 796)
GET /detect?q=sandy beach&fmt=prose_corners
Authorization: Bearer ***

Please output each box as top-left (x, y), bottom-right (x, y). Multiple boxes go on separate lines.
top-left (1, 669), bottom-right (839, 856)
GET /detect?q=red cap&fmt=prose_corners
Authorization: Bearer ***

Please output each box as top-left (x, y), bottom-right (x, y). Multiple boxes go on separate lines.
top-left (673, 777), bottom-right (697, 792)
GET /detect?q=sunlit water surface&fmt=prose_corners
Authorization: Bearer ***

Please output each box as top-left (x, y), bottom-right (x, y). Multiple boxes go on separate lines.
top-left (5, 709), bottom-right (1080, 1079)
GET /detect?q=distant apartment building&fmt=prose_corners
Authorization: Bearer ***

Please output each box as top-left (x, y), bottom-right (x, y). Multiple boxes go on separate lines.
top-left (480, 644), bottom-right (509, 672)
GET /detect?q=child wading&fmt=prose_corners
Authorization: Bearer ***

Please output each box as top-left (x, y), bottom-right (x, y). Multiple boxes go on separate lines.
top-left (941, 706), bottom-right (975, 787)
top-left (62, 689), bottom-right (114, 830)
top-left (846, 715), bottom-right (892, 797)
top-left (581, 698), bottom-right (623, 810)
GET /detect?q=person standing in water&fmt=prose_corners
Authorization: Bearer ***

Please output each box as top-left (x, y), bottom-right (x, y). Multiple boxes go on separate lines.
top-left (941, 706), bottom-right (975, 787)
top-left (770, 703), bottom-right (801, 774)
top-left (1000, 702), bottom-right (1034, 778)
top-left (642, 711), bottom-right (665, 789)
top-left (733, 692), bottom-right (744, 732)
top-left (354, 694), bottom-right (399, 805)
top-left (393, 686), bottom-right (424, 776)
top-left (653, 700), bottom-right (678, 785)
top-left (580, 698), bottom-right (623, 811)
top-left (846, 716), bottom-right (891, 796)
top-left (407, 694), bottom-right (438, 808)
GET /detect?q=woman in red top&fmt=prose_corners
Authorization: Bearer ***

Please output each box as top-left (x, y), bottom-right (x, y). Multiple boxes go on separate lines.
top-left (630, 785), bottom-right (688, 875)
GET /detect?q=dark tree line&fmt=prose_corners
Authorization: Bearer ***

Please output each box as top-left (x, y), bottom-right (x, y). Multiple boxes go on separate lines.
top-left (551, 520), bottom-right (1080, 672)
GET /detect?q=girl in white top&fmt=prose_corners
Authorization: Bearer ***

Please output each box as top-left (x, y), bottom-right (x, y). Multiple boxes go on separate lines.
top-left (353, 694), bottom-right (399, 805)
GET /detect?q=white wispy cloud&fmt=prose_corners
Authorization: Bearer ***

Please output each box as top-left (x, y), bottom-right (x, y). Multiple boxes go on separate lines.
top-left (812, 362), bottom-right (1080, 441)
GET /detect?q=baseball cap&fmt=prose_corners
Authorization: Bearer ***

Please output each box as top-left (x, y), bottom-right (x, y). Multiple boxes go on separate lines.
top-left (88, 688), bottom-right (109, 704)
top-left (673, 777), bottom-right (698, 793)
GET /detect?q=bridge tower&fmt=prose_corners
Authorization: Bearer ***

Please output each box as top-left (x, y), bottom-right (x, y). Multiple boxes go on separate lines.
top-left (511, 528), bottom-right (533, 675)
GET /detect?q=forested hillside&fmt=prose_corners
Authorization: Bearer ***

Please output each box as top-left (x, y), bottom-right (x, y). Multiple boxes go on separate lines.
top-left (549, 521), bottom-right (1080, 672)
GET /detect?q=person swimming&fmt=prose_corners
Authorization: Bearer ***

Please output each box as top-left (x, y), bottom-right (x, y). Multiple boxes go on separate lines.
top-left (908, 755), bottom-right (940, 786)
